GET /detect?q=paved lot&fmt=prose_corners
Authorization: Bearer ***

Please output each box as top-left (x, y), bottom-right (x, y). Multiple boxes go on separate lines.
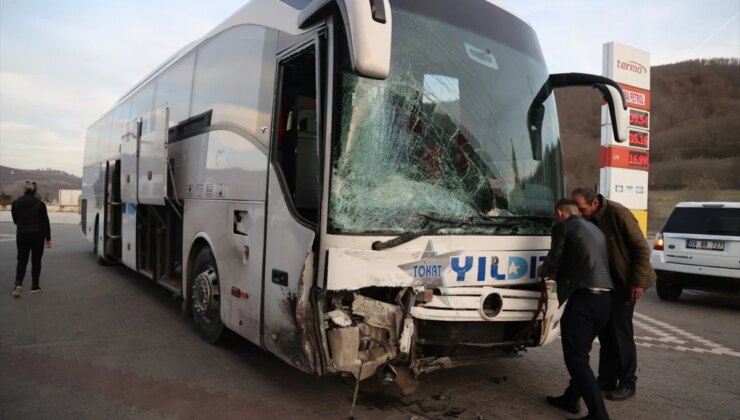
top-left (1, 222), bottom-right (739, 419)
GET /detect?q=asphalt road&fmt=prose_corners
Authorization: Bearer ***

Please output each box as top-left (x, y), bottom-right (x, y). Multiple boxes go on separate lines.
top-left (1, 222), bottom-right (739, 420)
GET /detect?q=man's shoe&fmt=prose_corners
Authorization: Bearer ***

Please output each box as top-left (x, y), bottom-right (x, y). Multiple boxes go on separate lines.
top-left (606, 385), bottom-right (636, 401)
top-left (12, 286), bottom-right (22, 298)
top-left (597, 379), bottom-right (618, 392)
top-left (546, 395), bottom-right (580, 414)
top-left (31, 286), bottom-right (42, 293)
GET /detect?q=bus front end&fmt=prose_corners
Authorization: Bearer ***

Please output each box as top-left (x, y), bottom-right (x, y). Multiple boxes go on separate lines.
top-left (318, 0), bottom-right (566, 384)
top-left (322, 238), bottom-right (565, 382)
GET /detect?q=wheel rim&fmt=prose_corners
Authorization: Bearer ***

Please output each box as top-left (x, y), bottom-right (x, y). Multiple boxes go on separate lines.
top-left (193, 266), bottom-right (219, 323)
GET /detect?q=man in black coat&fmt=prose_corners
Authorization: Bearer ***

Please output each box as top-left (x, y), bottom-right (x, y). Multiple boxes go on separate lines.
top-left (11, 181), bottom-right (52, 297)
top-left (538, 198), bottom-right (614, 420)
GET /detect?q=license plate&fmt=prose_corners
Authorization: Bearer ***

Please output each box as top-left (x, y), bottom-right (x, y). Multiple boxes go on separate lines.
top-left (686, 239), bottom-right (724, 251)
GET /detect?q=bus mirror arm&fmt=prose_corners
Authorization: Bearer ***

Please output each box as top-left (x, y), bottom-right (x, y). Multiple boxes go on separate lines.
top-left (298, 0), bottom-right (392, 80)
top-left (548, 73), bottom-right (629, 142)
top-left (593, 84), bottom-right (629, 143)
top-left (526, 104), bottom-right (544, 161)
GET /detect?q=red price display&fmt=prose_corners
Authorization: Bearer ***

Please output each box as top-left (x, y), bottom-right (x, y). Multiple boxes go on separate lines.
top-left (628, 150), bottom-right (649, 169)
top-left (600, 146), bottom-right (649, 171)
top-left (629, 130), bottom-right (649, 148)
top-left (629, 109), bottom-right (649, 129)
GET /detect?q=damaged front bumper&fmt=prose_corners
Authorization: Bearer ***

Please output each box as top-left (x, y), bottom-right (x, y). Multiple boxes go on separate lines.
top-left (322, 281), bottom-right (564, 384)
top-left (326, 295), bottom-right (403, 381)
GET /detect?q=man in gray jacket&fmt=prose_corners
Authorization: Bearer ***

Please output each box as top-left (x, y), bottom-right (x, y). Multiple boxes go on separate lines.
top-left (572, 187), bottom-right (656, 401)
top-left (539, 198), bottom-right (614, 420)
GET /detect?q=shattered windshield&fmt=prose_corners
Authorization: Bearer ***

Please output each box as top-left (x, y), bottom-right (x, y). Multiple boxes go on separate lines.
top-left (329, 0), bottom-right (563, 235)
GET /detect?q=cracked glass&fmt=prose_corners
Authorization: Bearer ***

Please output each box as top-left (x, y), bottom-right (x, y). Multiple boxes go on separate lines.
top-left (330, 2), bottom-right (562, 235)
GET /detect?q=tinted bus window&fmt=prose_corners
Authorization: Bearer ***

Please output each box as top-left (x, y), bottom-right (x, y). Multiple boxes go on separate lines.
top-left (154, 53), bottom-right (195, 126)
top-left (190, 26), bottom-right (267, 134)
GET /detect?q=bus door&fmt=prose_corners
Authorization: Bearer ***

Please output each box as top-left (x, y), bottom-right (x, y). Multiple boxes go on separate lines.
top-left (262, 39), bottom-right (323, 371)
top-left (102, 160), bottom-right (122, 261)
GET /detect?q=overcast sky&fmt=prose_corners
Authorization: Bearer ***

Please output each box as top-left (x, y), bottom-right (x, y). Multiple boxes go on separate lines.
top-left (1, 0), bottom-right (738, 177)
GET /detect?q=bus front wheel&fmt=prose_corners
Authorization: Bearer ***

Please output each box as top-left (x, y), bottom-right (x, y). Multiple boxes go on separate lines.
top-left (190, 247), bottom-right (225, 344)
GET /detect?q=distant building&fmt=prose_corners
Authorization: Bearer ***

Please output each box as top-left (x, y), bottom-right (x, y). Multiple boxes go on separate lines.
top-left (59, 189), bottom-right (82, 207)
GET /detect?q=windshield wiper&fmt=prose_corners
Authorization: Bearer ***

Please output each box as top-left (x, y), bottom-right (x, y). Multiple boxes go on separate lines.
top-left (477, 214), bottom-right (553, 228)
top-left (371, 213), bottom-right (553, 251)
top-left (371, 213), bottom-right (523, 251)
top-left (371, 214), bottom-right (467, 251)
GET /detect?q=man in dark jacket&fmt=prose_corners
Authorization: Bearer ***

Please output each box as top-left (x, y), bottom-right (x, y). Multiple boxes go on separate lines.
top-left (11, 181), bottom-right (52, 298)
top-left (572, 187), bottom-right (656, 401)
top-left (539, 198), bottom-right (613, 420)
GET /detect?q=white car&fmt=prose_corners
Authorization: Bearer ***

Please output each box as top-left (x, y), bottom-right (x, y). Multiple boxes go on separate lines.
top-left (651, 202), bottom-right (740, 300)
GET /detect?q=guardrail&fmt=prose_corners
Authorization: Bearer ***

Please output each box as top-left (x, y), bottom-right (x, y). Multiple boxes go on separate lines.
top-left (0, 204), bottom-right (79, 213)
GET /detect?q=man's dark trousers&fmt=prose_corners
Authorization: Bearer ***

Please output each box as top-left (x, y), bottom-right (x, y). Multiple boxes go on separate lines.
top-left (598, 285), bottom-right (637, 389)
top-left (561, 289), bottom-right (612, 420)
top-left (16, 232), bottom-right (45, 287)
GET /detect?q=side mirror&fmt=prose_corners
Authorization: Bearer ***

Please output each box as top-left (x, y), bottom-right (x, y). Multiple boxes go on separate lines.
top-left (527, 103), bottom-right (544, 160)
top-left (548, 73), bottom-right (629, 142)
top-left (593, 84), bottom-right (628, 142)
top-left (298, 0), bottom-right (392, 80)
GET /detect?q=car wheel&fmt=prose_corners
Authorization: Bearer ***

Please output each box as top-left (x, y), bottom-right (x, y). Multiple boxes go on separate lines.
top-left (190, 247), bottom-right (225, 344)
top-left (656, 277), bottom-right (682, 301)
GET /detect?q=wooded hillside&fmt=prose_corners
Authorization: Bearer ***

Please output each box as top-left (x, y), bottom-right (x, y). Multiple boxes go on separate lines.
top-left (556, 59), bottom-right (740, 229)
top-left (0, 166), bottom-right (81, 204)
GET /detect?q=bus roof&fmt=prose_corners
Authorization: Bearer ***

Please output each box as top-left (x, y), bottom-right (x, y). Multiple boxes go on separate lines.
top-left (116, 0), bottom-right (304, 106)
top-left (484, 0), bottom-right (530, 27)
top-left (109, 0), bottom-right (531, 118)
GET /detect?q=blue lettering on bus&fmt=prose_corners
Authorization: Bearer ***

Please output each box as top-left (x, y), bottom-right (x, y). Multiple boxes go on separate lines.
top-left (530, 256), bottom-right (537, 278)
top-left (450, 256), bottom-right (474, 281)
top-left (477, 256), bottom-right (486, 281)
top-left (507, 256), bottom-right (528, 280)
top-left (449, 254), bottom-right (547, 282)
top-left (413, 264), bottom-right (443, 278)
top-left (490, 260), bottom-right (506, 280)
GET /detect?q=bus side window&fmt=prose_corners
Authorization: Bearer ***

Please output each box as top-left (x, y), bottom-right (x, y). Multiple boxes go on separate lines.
top-left (273, 46), bottom-right (320, 225)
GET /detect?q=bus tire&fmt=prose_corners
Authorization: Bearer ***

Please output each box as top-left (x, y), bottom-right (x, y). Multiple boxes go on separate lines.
top-left (190, 247), bottom-right (225, 344)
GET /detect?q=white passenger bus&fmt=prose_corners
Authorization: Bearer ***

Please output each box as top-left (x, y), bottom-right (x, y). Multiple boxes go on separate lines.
top-left (81, 0), bottom-right (628, 386)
